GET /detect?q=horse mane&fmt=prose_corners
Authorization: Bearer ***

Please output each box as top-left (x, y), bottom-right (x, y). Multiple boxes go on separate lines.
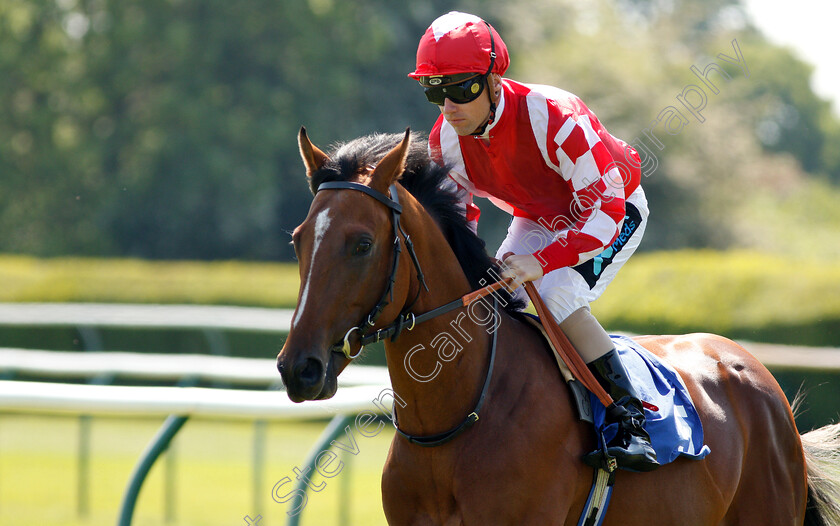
top-left (308, 131), bottom-right (524, 313)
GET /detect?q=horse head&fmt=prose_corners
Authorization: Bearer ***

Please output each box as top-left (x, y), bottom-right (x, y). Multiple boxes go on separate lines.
top-left (277, 127), bottom-right (415, 402)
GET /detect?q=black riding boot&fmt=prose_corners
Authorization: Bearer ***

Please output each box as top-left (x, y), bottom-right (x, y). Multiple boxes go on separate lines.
top-left (583, 349), bottom-right (660, 472)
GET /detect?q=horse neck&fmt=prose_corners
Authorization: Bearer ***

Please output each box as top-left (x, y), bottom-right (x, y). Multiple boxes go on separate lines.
top-left (383, 196), bottom-right (501, 435)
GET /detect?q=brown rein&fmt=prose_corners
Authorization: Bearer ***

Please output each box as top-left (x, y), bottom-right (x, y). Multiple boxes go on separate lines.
top-left (524, 282), bottom-right (614, 408)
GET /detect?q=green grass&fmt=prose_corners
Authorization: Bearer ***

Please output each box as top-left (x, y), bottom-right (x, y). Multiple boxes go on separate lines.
top-left (591, 250), bottom-right (840, 345)
top-left (0, 250), bottom-right (838, 345)
top-left (0, 256), bottom-right (301, 307)
top-left (733, 179), bottom-right (840, 259)
top-left (0, 413), bottom-right (393, 526)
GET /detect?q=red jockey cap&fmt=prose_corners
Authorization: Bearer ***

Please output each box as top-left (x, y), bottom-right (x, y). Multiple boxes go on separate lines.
top-left (408, 11), bottom-right (509, 80)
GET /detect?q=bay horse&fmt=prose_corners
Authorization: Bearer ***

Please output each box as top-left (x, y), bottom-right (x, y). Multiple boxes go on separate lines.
top-left (277, 128), bottom-right (840, 525)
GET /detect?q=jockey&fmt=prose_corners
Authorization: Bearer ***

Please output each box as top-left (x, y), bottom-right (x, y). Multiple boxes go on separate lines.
top-left (408, 11), bottom-right (659, 472)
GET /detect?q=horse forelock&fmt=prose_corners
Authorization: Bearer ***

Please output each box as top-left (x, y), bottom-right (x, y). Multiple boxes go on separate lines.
top-left (305, 133), bottom-right (412, 194)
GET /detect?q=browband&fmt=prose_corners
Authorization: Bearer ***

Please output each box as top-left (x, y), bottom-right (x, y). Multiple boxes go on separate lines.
top-left (318, 182), bottom-right (402, 213)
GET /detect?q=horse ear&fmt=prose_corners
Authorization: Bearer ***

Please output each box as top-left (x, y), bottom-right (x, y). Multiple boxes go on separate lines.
top-left (370, 128), bottom-right (410, 192)
top-left (298, 126), bottom-right (330, 178)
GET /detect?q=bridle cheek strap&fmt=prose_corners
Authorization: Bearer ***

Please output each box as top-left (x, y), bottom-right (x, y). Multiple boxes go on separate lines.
top-left (316, 180), bottom-right (506, 448)
top-left (316, 181), bottom-right (427, 358)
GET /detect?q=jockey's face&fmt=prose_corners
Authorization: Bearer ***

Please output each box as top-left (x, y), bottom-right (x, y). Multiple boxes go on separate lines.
top-left (439, 74), bottom-right (501, 136)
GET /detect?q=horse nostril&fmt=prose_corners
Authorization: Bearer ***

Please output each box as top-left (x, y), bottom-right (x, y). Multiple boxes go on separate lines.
top-left (298, 357), bottom-right (324, 386)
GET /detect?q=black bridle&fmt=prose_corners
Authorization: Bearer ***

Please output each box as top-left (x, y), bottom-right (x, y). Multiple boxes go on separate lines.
top-left (317, 181), bottom-right (428, 359)
top-left (315, 180), bottom-right (499, 447)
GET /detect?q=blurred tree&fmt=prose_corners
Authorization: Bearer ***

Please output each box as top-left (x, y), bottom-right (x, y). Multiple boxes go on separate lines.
top-left (494, 0), bottom-right (840, 251)
top-left (725, 36), bottom-right (840, 181)
top-left (0, 0), bottom-right (478, 259)
top-left (0, 0), bottom-right (838, 261)
top-left (0, 0), bottom-right (109, 254)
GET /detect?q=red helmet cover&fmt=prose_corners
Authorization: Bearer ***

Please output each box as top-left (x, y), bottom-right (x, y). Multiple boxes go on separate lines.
top-left (408, 12), bottom-right (509, 79)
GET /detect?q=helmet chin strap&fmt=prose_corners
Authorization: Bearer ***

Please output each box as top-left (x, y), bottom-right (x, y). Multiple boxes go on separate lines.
top-left (470, 75), bottom-right (496, 137)
top-left (471, 21), bottom-right (498, 137)
top-left (471, 98), bottom-right (496, 137)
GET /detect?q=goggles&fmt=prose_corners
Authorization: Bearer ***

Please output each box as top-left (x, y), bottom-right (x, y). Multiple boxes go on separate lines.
top-left (422, 74), bottom-right (486, 106)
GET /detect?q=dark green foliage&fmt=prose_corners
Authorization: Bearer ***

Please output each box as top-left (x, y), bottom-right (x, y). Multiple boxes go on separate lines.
top-left (1, 0), bottom-right (838, 260)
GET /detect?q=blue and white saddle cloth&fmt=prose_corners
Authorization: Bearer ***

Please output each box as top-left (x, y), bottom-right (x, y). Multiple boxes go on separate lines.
top-left (591, 335), bottom-right (711, 464)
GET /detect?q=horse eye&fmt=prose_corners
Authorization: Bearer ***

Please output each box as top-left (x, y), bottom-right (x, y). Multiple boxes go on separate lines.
top-left (354, 239), bottom-right (372, 256)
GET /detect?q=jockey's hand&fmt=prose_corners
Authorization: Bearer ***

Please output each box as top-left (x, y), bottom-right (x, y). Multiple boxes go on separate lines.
top-left (500, 253), bottom-right (544, 284)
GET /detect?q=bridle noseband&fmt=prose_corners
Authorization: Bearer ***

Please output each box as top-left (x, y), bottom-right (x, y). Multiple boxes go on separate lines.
top-left (317, 181), bottom-right (428, 359)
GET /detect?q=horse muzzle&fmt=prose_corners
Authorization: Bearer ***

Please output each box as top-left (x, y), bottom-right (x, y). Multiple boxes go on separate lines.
top-left (276, 349), bottom-right (341, 402)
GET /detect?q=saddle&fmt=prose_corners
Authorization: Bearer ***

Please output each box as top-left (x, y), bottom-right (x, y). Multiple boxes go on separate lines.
top-left (515, 312), bottom-right (711, 526)
top-left (517, 312), bottom-right (711, 461)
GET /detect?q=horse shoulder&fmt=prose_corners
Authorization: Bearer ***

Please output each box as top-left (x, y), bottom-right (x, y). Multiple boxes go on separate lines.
top-left (472, 314), bottom-right (593, 515)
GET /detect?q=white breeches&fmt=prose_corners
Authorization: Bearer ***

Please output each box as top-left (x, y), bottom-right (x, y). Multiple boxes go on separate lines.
top-left (496, 187), bottom-right (649, 324)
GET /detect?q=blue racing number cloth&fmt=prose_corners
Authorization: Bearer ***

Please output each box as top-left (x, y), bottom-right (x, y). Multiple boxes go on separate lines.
top-left (590, 335), bottom-right (711, 464)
